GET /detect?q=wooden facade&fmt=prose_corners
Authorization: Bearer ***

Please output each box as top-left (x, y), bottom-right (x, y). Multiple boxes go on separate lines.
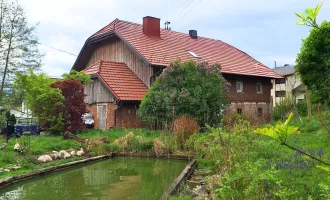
top-left (86, 37), bottom-right (153, 87)
top-left (84, 78), bottom-right (115, 104)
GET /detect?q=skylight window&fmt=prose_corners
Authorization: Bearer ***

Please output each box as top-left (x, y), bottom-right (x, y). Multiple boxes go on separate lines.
top-left (187, 51), bottom-right (199, 58)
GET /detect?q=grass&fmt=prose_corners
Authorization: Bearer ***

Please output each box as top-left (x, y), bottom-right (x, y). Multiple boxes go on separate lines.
top-left (0, 134), bottom-right (83, 178)
top-left (0, 128), bottom-right (176, 179)
top-left (78, 128), bottom-right (179, 154)
top-left (183, 114), bottom-right (330, 199)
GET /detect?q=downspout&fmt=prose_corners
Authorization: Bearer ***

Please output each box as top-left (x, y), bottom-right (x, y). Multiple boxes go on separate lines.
top-left (114, 100), bottom-right (122, 127)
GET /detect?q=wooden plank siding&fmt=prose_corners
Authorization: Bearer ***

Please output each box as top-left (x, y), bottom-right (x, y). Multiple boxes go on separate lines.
top-left (84, 78), bottom-right (115, 104)
top-left (86, 37), bottom-right (153, 87)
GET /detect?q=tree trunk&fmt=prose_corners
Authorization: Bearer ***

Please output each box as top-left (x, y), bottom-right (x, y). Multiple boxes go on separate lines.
top-left (0, 22), bottom-right (13, 101)
top-left (306, 92), bottom-right (312, 119)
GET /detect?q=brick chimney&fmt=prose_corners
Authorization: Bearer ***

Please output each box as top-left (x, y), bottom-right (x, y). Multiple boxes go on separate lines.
top-left (143, 16), bottom-right (160, 37)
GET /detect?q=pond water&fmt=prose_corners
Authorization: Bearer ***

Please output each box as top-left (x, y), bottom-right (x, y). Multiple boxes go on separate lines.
top-left (0, 158), bottom-right (188, 200)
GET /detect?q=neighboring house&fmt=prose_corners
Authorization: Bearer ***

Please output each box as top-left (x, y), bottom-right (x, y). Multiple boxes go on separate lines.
top-left (72, 16), bottom-right (282, 129)
top-left (0, 102), bottom-right (32, 119)
top-left (271, 64), bottom-right (306, 106)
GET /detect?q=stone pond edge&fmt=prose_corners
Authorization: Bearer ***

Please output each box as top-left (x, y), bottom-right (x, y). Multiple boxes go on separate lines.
top-left (160, 158), bottom-right (197, 200)
top-left (0, 153), bottom-right (196, 196)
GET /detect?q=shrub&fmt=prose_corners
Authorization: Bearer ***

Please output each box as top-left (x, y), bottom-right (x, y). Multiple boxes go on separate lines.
top-left (272, 97), bottom-right (295, 121)
top-left (224, 112), bottom-right (251, 133)
top-left (51, 79), bottom-right (86, 133)
top-left (173, 115), bottom-right (199, 148)
top-left (13, 71), bottom-right (65, 134)
top-left (296, 100), bottom-right (308, 117)
top-left (139, 60), bottom-right (228, 129)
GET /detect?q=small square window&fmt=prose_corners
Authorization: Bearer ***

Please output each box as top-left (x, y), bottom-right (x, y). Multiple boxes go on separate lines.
top-left (256, 83), bottom-right (263, 94)
top-left (258, 108), bottom-right (262, 117)
top-left (236, 81), bottom-right (243, 93)
top-left (275, 91), bottom-right (286, 97)
top-left (237, 108), bottom-right (242, 114)
top-left (275, 78), bottom-right (286, 84)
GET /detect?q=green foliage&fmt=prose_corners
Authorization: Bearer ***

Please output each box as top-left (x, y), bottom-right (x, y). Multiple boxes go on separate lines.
top-left (216, 160), bottom-right (297, 199)
top-left (139, 60), bottom-right (228, 129)
top-left (13, 71), bottom-right (65, 133)
top-left (272, 97), bottom-right (295, 121)
top-left (296, 21), bottom-right (330, 105)
top-left (295, 3), bottom-right (323, 27)
top-left (185, 113), bottom-right (330, 199)
top-left (168, 195), bottom-right (193, 200)
top-left (0, 114), bottom-right (6, 128)
top-left (78, 128), bottom-right (175, 153)
top-left (61, 70), bottom-right (92, 84)
top-left (255, 113), bottom-right (298, 144)
top-left (296, 100), bottom-right (308, 116)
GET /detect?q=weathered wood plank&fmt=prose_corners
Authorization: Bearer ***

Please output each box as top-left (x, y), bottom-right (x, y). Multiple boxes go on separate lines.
top-left (84, 78), bottom-right (115, 104)
top-left (86, 37), bottom-right (152, 87)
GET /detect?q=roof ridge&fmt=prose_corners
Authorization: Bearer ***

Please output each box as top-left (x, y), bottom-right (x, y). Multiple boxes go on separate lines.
top-left (84, 60), bottom-right (101, 71)
top-left (88, 18), bottom-right (118, 39)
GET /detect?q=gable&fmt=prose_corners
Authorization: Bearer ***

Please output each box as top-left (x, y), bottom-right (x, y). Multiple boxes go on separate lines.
top-left (84, 61), bottom-right (148, 101)
top-left (84, 78), bottom-right (116, 104)
top-left (80, 36), bottom-right (153, 87)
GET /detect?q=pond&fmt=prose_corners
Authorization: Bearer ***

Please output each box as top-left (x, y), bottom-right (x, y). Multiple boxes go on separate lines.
top-left (0, 157), bottom-right (188, 200)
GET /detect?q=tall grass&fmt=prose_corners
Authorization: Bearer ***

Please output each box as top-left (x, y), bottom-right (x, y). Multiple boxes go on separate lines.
top-left (184, 114), bottom-right (330, 199)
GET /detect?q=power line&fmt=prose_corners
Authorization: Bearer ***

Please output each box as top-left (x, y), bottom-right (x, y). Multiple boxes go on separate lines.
top-left (162, 0), bottom-right (196, 28)
top-left (175, 0), bottom-right (195, 16)
top-left (37, 42), bottom-right (77, 57)
top-left (178, 0), bottom-right (202, 21)
top-left (170, 0), bottom-right (203, 26)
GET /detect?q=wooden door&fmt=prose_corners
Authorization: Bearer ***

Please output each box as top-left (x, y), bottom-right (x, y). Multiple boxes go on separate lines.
top-left (98, 105), bottom-right (106, 130)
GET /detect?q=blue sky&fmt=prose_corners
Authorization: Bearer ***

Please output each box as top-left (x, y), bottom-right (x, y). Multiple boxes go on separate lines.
top-left (20, 0), bottom-right (330, 77)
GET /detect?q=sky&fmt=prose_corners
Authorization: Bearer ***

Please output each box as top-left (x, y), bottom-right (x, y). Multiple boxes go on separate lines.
top-left (20, 0), bottom-right (330, 77)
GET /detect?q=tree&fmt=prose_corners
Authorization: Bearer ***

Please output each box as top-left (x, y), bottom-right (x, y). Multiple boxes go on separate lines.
top-left (0, 0), bottom-right (43, 102)
top-left (295, 3), bottom-right (323, 29)
top-left (51, 79), bottom-right (86, 133)
top-left (62, 70), bottom-right (92, 84)
top-left (13, 70), bottom-right (64, 134)
top-left (139, 60), bottom-right (228, 129)
top-left (296, 21), bottom-right (330, 106)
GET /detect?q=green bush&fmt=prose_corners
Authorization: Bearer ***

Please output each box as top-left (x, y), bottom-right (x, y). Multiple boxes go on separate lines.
top-left (139, 60), bottom-right (228, 129)
top-left (272, 97), bottom-right (295, 121)
top-left (296, 100), bottom-right (308, 116)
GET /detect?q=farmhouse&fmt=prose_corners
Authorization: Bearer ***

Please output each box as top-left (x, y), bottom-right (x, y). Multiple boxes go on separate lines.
top-left (72, 16), bottom-right (282, 129)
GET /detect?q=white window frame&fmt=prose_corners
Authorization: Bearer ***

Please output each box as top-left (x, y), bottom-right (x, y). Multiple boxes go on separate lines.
top-left (236, 81), bottom-right (243, 93)
top-left (256, 83), bottom-right (263, 94)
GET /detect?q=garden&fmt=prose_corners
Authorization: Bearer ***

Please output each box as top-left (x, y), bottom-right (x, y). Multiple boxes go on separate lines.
top-left (1, 2), bottom-right (330, 200)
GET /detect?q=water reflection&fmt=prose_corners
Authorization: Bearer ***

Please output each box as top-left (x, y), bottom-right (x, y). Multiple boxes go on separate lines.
top-left (0, 158), bottom-right (187, 200)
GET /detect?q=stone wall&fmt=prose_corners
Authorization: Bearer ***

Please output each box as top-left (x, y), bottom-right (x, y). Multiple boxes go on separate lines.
top-left (228, 102), bottom-right (271, 124)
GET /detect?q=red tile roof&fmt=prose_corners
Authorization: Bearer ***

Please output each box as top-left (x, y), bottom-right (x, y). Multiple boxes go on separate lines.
top-left (89, 19), bottom-right (282, 79)
top-left (84, 60), bottom-right (148, 101)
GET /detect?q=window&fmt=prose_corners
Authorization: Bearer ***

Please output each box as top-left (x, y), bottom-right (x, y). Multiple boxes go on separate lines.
top-left (236, 81), bottom-right (243, 93)
top-left (256, 83), bottom-right (263, 94)
top-left (187, 51), bottom-right (199, 58)
top-left (275, 78), bottom-right (286, 84)
top-left (237, 108), bottom-right (242, 114)
top-left (258, 108), bottom-right (263, 117)
top-left (275, 91), bottom-right (286, 97)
